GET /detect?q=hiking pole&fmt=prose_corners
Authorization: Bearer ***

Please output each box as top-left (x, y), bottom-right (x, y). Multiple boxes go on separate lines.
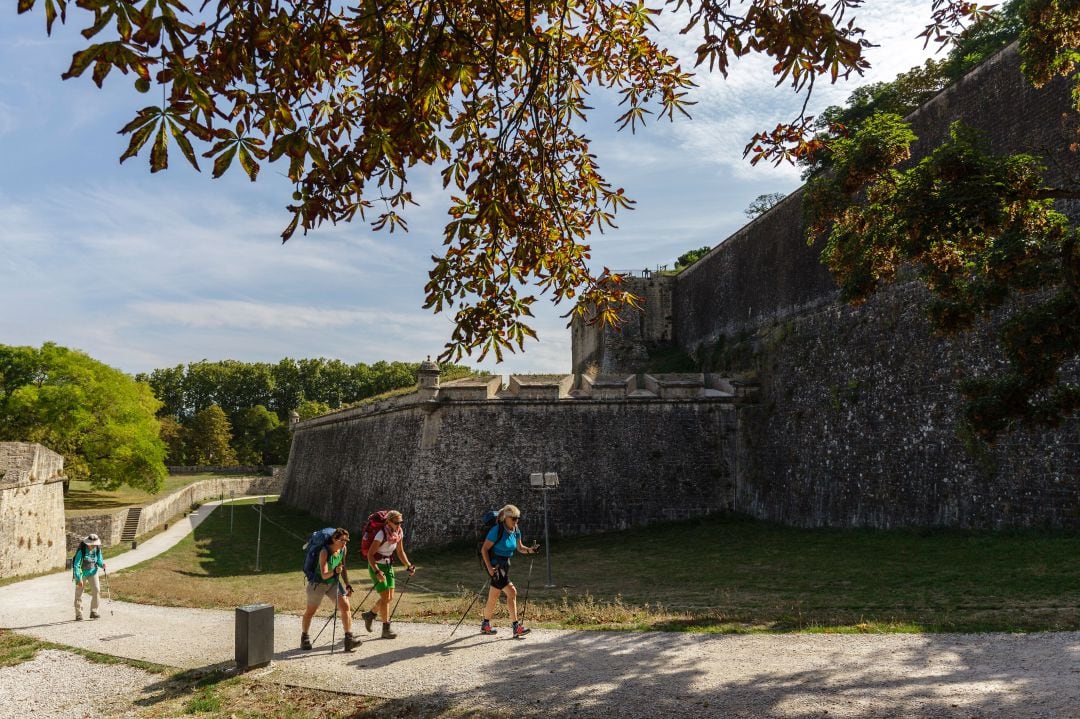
top-left (388, 573), bottom-right (412, 623)
top-left (349, 585), bottom-right (376, 620)
top-left (519, 556), bottom-right (535, 626)
top-left (102, 569), bottom-right (114, 616)
top-left (450, 578), bottom-right (490, 637)
top-left (311, 576), bottom-right (346, 651)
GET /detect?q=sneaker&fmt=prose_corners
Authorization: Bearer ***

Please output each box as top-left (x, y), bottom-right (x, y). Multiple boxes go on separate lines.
top-left (381, 623), bottom-right (397, 639)
top-left (480, 619), bottom-right (497, 635)
top-left (343, 632), bottom-right (359, 653)
top-left (512, 622), bottom-right (530, 637)
top-left (89, 612), bottom-right (100, 619)
top-left (300, 633), bottom-right (312, 650)
top-left (362, 610), bottom-right (377, 633)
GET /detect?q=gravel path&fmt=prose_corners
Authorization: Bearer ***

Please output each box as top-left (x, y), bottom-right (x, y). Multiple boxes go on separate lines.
top-left (2, 501), bottom-right (1079, 718)
top-left (0, 649), bottom-right (158, 719)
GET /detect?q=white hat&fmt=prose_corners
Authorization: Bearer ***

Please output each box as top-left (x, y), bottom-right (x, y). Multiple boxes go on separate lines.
top-left (84, 533), bottom-right (101, 547)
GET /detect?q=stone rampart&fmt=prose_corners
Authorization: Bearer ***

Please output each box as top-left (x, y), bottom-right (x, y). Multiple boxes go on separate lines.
top-left (282, 375), bottom-right (738, 546)
top-left (0, 443), bottom-right (67, 578)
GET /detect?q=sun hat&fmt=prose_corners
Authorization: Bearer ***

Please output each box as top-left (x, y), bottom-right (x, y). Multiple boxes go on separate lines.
top-left (84, 533), bottom-right (101, 547)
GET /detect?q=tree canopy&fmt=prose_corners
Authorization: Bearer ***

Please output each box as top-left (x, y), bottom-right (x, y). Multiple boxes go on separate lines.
top-left (16, 0), bottom-right (996, 362)
top-left (0, 343), bottom-right (168, 491)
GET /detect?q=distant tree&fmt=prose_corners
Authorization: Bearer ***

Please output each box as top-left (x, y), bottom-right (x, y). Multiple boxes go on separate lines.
top-left (0, 343), bottom-right (167, 491)
top-left (295, 400), bottom-right (333, 421)
top-left (185, 405), bottom-right (237, 465)
top-left (231, 405), bottom-right (280, 464)
top-left (158, 416), bottom-right (187, 465)
top-left (744, 193), bottom-right (786, 218)
top-left (674, 246), bottom-right (714, 272)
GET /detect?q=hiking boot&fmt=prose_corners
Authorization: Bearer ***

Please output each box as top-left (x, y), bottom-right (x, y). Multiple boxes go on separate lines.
top-left (89, 612), bottom-right (100, 619)
top-left (343, 632), bottom-right (359, 653)
top-left (300, 633), bottom-right (312, 650)
top-left (75, 614), bottom-right (83, 621)
top-left (361, 610), bottom-right (377, 633)
top-left (512, 621), bottom-right (530, 638)
top-left (381, 623), bottom-right (397, 639)
top-left (480, 619), bottom-right (497, 635)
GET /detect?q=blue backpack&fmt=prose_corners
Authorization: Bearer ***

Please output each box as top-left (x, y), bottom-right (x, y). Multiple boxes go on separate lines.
top-left (476, 510), bottom-right (504, 558)
top-left (302, 527), bottom-right (337, 582)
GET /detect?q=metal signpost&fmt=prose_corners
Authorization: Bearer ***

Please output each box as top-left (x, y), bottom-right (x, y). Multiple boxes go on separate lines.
top-left (254, 495), bottom-right (265, 572)
top-left (529, 471), bottom-right (560, 587)
top-left (229, 490), bottom-right (236, 533)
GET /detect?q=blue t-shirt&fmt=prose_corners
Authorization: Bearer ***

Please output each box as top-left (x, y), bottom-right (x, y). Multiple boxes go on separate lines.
top-left (486, 524), bottom-right (520, 558)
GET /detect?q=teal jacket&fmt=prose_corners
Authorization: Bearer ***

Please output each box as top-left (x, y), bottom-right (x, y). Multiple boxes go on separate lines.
top-left (72, 545), bottom-right (104, 582)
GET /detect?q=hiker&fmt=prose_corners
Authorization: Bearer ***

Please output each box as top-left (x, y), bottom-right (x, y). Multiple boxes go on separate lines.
top-left (359, 510), bottom-right (416, 639)
top-left (300, 528), bottom-right (359, 652)
top-left (72, 533), bottom-right (105, 621)
top-left (480, 504), bottom-right (539, 637)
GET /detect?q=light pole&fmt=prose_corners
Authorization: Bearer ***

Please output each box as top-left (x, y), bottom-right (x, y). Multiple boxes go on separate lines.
top-left (254, 495), bottom-right (265, 572)
top-left (529, 471), bottom-right (560, 587)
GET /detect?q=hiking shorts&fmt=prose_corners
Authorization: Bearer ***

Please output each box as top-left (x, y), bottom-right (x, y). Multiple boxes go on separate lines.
top-left (368, 562), bottom-right (395, 593)
top-left (490, 556), bottom-right (511, 590)
top-left (305, 580), bottom-right (344, 608)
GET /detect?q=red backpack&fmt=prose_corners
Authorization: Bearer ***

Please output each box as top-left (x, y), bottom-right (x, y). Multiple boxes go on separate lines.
top-left (360, 511), bottom-right (402, 560)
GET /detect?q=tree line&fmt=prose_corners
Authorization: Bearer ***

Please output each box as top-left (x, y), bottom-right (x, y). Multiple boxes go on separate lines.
top-left (0, 343), bottom-right (471, 492)
top-left (137, 358), bottom-right (473, 466)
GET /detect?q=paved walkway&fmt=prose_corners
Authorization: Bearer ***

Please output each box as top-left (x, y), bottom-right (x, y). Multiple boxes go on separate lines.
top-left (2, 501), bottom-right (1079, 718)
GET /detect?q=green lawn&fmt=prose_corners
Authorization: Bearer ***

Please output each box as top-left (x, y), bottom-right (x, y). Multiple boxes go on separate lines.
top-left (107, 500), bottom-right (1080, 633)
top-left (65, 471), bottom-right (265, 515)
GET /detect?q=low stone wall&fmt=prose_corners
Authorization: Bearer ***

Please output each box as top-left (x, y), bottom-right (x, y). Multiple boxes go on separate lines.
top-left (135, 474), bottom-right (283, 536)
top-left (0, 443), bottom-right (67, 578)
top-left (167, 465), bottom-right (277, 475)
top-left (63, 474), bottom-right (284, 552)
top-left (65, 510), bottom-right (126, 552)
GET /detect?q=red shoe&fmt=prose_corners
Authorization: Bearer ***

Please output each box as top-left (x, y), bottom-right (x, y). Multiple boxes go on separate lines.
top-left (480, 619), bottom-right (497, 635)
top-left (513, 622), bottom-right (530, 637)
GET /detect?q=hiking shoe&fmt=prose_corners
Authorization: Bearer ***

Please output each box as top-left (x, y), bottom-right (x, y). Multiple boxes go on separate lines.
top-left (75, 614), bottom-right (83, 621)
top-left (480, 620), bottom-right (497, 635)
top-left (300, 633), bottom-right (312, 650)
top-left (343, 632), bottom-right (359, 653)
top-left (362, 610), bottom-right (377, 633)
top-left (512, 622), bottom-right (530, 637)
top-left (381, 623), bottom-right (397, 639)
top-left (89, 612), bottom-right (100, 619)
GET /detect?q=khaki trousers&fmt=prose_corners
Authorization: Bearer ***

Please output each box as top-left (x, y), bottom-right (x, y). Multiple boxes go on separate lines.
top-left (74, 573), bottom-right (100, 618)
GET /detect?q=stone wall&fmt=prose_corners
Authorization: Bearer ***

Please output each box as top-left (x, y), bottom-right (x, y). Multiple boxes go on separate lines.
top-left (0, 443), bottom-right (66, 578)
top-left (282, 379), bottom-right (737, 547)
top-left (573, 274), bottom-right (677, 375)
top-left (65, 509), bottom-right (127, 552)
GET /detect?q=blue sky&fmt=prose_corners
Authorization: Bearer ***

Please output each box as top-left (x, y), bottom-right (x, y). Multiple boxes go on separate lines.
top-left (0, 2), bottom-right (940, 376)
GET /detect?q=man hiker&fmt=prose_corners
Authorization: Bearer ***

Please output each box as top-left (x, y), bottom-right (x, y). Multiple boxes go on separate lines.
top-left (72, 533), bottom-right (105, 621)
top-left (300, 528), bottom-right (359, 652)
top-left (359, 510), bottom-right (416, 639)
top-left (479, 504), bottom-right (539, 637)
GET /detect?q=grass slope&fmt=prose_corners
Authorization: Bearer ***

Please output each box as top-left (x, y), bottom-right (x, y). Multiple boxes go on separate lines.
top-left (108, 501), bottom-right (1080, 633)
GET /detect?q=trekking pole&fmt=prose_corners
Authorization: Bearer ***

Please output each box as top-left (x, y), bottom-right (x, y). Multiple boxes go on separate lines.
top-left (449, 578), bottom-right (490, 637)
top-left (350, 585), bottom-right (376, 620)
top-left (102, 568), bottom-right (114, 616)
top-left (519, 556), bottom-right (535, 625)
top-left (388, 573), bottom-right (412, 623)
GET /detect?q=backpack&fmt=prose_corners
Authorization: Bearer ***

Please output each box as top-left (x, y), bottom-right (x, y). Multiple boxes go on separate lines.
top-left (302, 527), bottom-right (337, 582)
top-left (71, 541), bottom-right (88, 570)
top-left (360, 511), bottom-right (402, 561)
top-left (476, 509), bottom-right (505, 559)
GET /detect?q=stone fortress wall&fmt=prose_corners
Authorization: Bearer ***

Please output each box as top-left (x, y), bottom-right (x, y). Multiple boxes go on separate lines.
top-left (282, 368), bottom-right (742, 547)
top-left (574, 42), bottom-right (1080, 530)
top-left (0, 443), bottom-right (66, 578)
top-left (284, 43), bottom-right (1079, 540)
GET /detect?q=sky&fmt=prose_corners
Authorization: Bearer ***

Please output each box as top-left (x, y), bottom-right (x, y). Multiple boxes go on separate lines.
top-left (0, 2), bottom-right (943, 377)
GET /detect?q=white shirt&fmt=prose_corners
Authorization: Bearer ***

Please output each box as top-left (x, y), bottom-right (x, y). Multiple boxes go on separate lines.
top-left (371, 529), bottom-right (398, 563)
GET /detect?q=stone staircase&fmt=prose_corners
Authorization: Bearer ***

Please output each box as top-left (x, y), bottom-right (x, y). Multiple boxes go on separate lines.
top-left (120, 507), bottom-right (141, 543)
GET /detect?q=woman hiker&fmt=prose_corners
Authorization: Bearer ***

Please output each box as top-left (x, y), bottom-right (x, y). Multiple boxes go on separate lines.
top-left (300, 528), bottom-right (359, 652)
top-left (73, 533), bottom-right (105, 621)
top-left (480, 504), bottom-right (539, 637)
top-left (360, 510), bottom-right (416, 639)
